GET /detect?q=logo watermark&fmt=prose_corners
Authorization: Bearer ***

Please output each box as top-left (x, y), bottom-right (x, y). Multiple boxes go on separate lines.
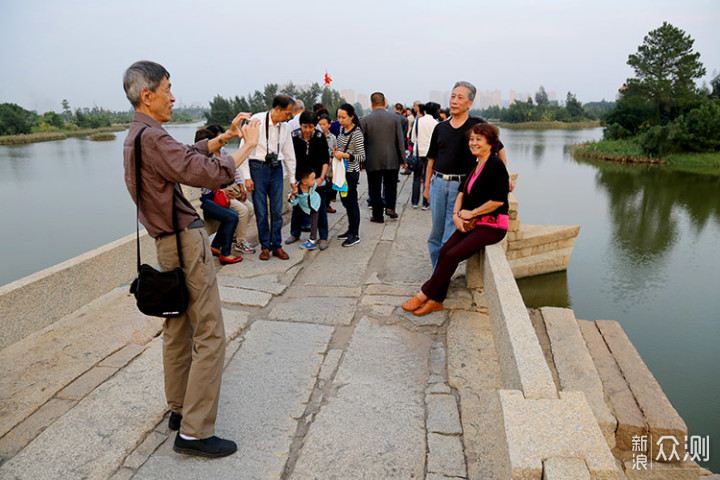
top-left (631, 434), bottom-right (710, 470)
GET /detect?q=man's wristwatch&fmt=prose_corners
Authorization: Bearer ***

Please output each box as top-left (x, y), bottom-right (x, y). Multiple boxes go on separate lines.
top-left (217, 134), bottom-right (227, 146)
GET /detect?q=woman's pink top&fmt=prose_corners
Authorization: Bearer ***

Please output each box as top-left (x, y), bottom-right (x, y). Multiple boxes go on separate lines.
top-left (466, 161), bottom-right (509, 230)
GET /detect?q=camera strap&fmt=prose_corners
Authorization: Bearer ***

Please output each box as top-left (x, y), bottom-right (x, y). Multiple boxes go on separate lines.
top-left (265, 111), bottom-right (281, 156)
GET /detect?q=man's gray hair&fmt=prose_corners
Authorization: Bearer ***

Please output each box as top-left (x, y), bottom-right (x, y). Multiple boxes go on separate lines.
top-left (123, 61), bottom-right (170, 108)
top-left (453, 81), bottom-right (476, 102)
top-left (293, 99), bottom-right (305, 113)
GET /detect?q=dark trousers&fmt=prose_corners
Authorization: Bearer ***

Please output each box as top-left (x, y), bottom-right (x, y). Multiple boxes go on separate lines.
top-left (411, 156), bottom-right (429, 207)
top-left (422, 226), bottom-right (506, 302)
top-left (200, 193), bottom-right (239, 256)
top-left (367, 168), bottom-right (398, 221)
top-left (340, 171), bottom-right (360, 236)
top-left (290, 187), bottom-right (328, 241)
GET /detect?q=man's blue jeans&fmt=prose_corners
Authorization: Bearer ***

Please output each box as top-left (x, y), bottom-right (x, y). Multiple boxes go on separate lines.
top-left (249, 160), bottom-right (284, 251)
top-left (427, 174), bottom-right (461, 269)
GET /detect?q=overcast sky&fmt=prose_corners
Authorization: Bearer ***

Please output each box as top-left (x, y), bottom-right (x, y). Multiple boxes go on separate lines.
top-left (1, 0), bottom-right (718, 113)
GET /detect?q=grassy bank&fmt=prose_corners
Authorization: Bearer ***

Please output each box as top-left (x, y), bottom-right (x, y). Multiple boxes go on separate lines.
top-left (0, 125), bottom-right (128, 146)
top-left (496, 120), bottom-right (601, 130)
top-left (573, 139), bottom-right (720, 175)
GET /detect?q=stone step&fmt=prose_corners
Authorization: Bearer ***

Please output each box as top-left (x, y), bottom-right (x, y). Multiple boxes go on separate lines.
top-left (540, 307), bottom-right (617, 448)
top-left (507, 224), bottom-right (580, 251)
top-left (595, 320), bottom-right (688, 463)
top-left (507, 246), bottom-right (575, 279)
top-left (578, 320), bottom-right (646, 453)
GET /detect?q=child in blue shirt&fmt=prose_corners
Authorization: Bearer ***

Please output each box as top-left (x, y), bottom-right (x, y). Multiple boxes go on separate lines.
top-left (289, 165), bottom-right (322, 250)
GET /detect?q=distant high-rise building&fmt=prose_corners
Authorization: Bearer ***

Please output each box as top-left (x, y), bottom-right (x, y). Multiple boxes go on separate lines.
top-left (341, 89), bottom-right (356, 104)
top-left (357, 94), bottom-right (370, 110)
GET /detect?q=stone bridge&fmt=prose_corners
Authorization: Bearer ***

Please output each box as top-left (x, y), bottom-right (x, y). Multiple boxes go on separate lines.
top-left (0, 174), bottom-right (712, 480)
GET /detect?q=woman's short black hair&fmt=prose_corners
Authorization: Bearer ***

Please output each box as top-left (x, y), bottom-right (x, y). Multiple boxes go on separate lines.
top-left (194, 128), bottom-right (214, 143)
top-left (299, 111), bottom-right (319, 126)
top-left (466, 123), bottom-right (501, 152)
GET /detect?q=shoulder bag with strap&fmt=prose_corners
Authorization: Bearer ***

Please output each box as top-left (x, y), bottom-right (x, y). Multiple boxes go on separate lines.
top-left (129, 127), bottom-right (189, 318)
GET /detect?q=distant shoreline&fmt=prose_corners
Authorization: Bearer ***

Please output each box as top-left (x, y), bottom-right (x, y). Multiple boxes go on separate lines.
top-left (0, 121), bottom-right (203, 146)
top-left (572, 139), bottom-right (720, 175)
top-left (495, 120), bottom-right (601, 130)
top-left (0, 125), bottom-right (129, 146)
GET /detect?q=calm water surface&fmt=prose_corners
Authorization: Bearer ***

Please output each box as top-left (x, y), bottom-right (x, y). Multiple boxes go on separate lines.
top-left (504, 128), bottom-right (720, 472)
top-left (0, 125), bottom-right (718, 470)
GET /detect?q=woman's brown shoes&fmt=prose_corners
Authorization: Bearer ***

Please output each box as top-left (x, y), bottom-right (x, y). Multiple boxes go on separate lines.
top-left (412, 300), bottom-right (443, 316)
top-left (401, 296), bottom-right (443, 316)
top-left (402, 295), bottom-right (424, 312)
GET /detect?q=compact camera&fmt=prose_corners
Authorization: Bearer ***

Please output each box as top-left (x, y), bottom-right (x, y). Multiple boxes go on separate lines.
top-left (265, 152), bottom-right (281, 168)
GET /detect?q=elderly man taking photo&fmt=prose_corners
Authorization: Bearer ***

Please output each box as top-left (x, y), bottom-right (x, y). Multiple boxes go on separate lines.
top-left (122, 60), bottom-right (259, 458)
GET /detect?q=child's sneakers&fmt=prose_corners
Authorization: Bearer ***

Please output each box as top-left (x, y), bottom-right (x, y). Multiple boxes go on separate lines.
top-left (300, 239), bottom-right (317, 250)
top-left (234, 241), bottom-right (256, 254)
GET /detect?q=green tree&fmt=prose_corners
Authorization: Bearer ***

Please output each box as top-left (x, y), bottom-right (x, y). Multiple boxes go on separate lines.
top-left (0, 103), bottom-right (35, 135)
top-left (320, 88), bottom-right (346, 118)
top-left (61, 99), bottom-right (72, 122)
top-left (626, 22), bottom-right (706, 123)
top-left (204, 95), bottom-right (234, 125)
top-left (232, 95), bottom-right (250, 113)
top-left (353, 102), bottom-right (365, 117)
top-left (534, 86), bottom-right (549, 110)
top-left (710, 71), bottom-right (720, 98)
top-left (296, 82), bottom-right (323, 110)
top-left (565, 92), bottom-right (584, 119)
top-left (38, 111), bottom-right (64, 129)
top-left (263, 84), bottom-right (279, 109)
top-left (248, 90), bottom-right (266, 112)
top-left (280, 82), bottom-right (299, 98)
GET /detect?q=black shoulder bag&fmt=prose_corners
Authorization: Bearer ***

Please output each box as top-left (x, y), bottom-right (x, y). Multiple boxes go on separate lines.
top-left (129, 127), bottom-right (189, 318)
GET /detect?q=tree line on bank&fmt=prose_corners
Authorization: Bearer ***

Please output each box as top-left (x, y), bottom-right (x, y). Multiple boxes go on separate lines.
top-left (602, 22), bottom-right (720, 155)
top-left (0, 100), bottom-right (206, 136)
top-left (203, 82), bottom-right (350, 125)
top-left (473, 87), bottom-right (612, 123)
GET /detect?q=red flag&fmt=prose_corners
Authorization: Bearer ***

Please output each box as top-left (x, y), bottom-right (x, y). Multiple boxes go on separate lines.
top-left (324, 72), bottom-right (332, 87)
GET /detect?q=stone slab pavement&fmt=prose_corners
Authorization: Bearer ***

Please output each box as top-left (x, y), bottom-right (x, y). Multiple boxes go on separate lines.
top-left (0, 172), bottom-right (575, 479)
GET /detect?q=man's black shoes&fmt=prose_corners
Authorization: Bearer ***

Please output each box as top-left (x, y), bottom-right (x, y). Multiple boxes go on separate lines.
top-left (173, 433), bottom-right (238, 458)
top-left (168, 412), bottom-right (182, 431)
top-left (385, 209), bottom-right (399, 219)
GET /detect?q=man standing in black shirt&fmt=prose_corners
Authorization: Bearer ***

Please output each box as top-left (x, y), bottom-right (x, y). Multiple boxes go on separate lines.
top-left (423, 81), bottom-right (507, 268)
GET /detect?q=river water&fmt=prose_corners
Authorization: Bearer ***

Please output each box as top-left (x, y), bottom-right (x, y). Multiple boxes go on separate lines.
top-left (0, 125), bottom-right (717, 471)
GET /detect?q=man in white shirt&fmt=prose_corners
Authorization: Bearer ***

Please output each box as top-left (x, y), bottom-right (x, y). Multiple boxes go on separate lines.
top-left (410, 102), bottom-right (439, 208)
top-left (286, 99), bottom-right (305, 133)
top-left (240, 95), bottom-right (297, 260)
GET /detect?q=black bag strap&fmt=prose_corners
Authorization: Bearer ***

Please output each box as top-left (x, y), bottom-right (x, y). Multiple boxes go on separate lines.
top-left (341, 127), bottom-right (355, 153)
top-left (133, 127), bottom-right (185, 272)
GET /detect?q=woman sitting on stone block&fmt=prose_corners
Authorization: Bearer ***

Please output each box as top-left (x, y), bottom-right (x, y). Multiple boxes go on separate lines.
top-left (402, 123), bottom-right (510, 315)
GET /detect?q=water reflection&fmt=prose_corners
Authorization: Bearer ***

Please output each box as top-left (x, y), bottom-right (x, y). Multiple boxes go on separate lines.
top-left (517, 271), bottom-right (570, 308)
top-left (579, 157), bottom-right (720, 255)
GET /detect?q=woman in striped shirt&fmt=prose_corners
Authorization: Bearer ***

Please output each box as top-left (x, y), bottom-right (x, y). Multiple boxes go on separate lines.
top-left (333, 103), bottom-right (365, 247)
